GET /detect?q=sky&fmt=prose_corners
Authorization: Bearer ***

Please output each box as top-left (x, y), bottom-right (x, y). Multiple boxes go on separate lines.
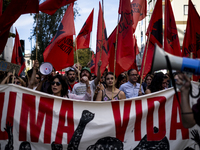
top-left (13, 0), bottom-right (120, 54)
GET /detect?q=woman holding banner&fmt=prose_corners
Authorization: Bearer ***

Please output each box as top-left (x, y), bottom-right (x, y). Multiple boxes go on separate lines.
top-left (48, 74), bottom-right (91, 100)
top-left (96, 72), bottom-right (126, 101)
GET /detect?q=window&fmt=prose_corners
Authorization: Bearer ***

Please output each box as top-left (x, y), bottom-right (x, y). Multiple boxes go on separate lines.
top-left (184, 5), bottom-right (188, 15)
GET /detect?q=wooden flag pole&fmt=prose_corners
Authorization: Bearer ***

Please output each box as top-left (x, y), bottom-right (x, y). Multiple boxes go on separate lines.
top-left (139, 31), bottom-right (151, 91)
top-left (190, 52), bottom-right (193, 81)
top-left (12, 69), bottom-right (15, 84)
top-left (35, 13), bottom-right (39, 60)
top-left (75, 37), bottom-right (80, 82)
top-left (112, 13), bottom-right (120, 100)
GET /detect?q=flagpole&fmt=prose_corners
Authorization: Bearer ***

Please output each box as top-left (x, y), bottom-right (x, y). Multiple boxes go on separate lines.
top-left (35, 13), bottom-right (39, 61)
top-left (139, 32), bottom-right (151, 91)
top-left (99, 0), bottom-right (104, 61)
top-left (75, 37), bottom-right (80, 82)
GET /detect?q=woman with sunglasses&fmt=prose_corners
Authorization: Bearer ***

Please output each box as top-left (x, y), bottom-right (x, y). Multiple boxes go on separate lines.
top-left (48, 75), bottom-right (91, 100)
top-left (1, 72), bottom-right (26, 86)
top-left (96, 72), bottom-right (126, 101)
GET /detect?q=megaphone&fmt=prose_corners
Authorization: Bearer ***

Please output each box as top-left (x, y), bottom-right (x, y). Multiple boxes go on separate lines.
top-left (39, 62), bottom-right (53, 75)
top-left (151, 44), bottom-right (200, 75)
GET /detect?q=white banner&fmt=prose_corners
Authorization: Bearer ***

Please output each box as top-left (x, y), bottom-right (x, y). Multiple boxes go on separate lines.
top-left (0, 83), bottom-right (200, 150)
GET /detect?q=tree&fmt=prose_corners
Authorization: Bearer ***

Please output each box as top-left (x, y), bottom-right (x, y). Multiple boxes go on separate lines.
top-left (74, 48), bottom-right (93, 67)
top-left (30, 2), bottom-right (79, 64)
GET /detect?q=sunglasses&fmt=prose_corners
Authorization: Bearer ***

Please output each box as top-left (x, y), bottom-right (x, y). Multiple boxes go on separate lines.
top-left (14, 81), bottom-right (20, 85)
top-left (36, 77), bottom-right (40, 79)
top-left (51, 81), bottom-right (61, 86)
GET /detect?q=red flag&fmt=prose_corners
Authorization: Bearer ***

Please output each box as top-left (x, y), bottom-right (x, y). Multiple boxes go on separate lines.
top-left (11, 29), bottom-right (26, 76)
top-left (43, 37), bottom-right (54, 62)
top-left (182, 0), bottom-right (200, 58)
top-left (164, 0), bottom-right (181, 56)
top-left (0, 0), bottom-right (39, 55)
top-left (131, 0), bottom-right (147, 32)
top-left (90, 51), bottom-right (95, 74)
top-left (0, 0), bottom-right (3, 16)
top-left (76, 9), bottom-right (94, 50)
top-left (44, 4), bottom-right (75, 70)
top-left (39, 0), bottom-right (76, 15)
top-left (108, 0), bottom-right (136, 76)
top-left (23, 0), bottom-right (39, 14)
top-left (140, 0), bottom-right (162, 79)
top-left (94, 2), bottom-right (109, 76)
top-left (133, 35), bottom-right (139, 56)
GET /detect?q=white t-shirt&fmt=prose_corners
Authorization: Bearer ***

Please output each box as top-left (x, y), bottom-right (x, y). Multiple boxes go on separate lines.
top-left (72, 80), bottom-right (96, 101)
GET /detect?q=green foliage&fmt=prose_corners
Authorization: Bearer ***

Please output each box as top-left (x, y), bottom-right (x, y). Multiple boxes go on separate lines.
top-left (74, 48), bottom-right (93, 67)
top-left (30, 3), bottom-right (79, 65)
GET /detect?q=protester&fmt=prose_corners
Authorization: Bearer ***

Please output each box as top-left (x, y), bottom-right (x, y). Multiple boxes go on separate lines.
top-left (72, 60), bottom-right (102, 101)
top-left (48, 74), bottom-right (91, 100)
top-left (1, 72), bottom-right (26, 86)
top-left (177, 73), bottom-right (198, 128)
top-left (28, 60), bottom-right (40, 90)
top-left (119, 69), bottom-right (144, 98)
top-left (145, 72), bottom-right (168, 94)
top-left (142, 74), bottom-right (153, 92)
top-left (96, 72), bottom-right (126, 101)
top-left (66, 67), bottom-right (78, 93)
top-left (115, 73), bottom-right (127, 88)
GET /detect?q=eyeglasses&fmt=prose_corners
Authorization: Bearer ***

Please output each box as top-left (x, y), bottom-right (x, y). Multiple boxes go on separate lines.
top-left (51, 81), bottom-right (61, 86)
top-left (129, 74), bottom-right (138, 76)
top-left (36, 77), bottom-right (40, 79)
top-left (14, 81), bottom-right (20, 85)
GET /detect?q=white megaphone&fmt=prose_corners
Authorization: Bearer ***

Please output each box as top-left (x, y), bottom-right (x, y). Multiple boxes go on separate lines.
top-left (39, 62), bottom-right (53, 75)
top-left (151, 44), bottom-right (200, 75)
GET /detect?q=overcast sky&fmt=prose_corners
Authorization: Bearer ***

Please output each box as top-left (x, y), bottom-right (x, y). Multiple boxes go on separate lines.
top-left (13, 0), bottom-right (120, 54)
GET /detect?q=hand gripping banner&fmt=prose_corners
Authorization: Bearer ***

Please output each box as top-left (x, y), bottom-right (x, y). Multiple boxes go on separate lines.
top-left (0, 83), bottom-right (200, 150)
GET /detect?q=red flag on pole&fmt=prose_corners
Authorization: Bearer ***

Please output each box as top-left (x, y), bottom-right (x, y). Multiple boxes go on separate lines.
top-left (94, 2), bottom-right (109, 76)
top-left (108, 0), bottom-right (136, 76)
top-left (44, 4), bottom-right (75, 70)
top-left (182, 0), bottom-right (200, 58)
top-left (140, 0), bottom-right (162, 79)
top-left (0, 0), bottom-right (39, 55)
top-left (76, 9), bottom-right (94, 50)
top-left (133, 35), bottom-right (139, 56)
top-left (131, 0), bottom-right (147, 32)
top-left (164, 0), bottom-right (181, 56)
top-left (39, 0), bottom-right (76, 15)
top-left (43, 37), bottom-right (54, 62)
top-left (11, 29), bottom-right (26, 76)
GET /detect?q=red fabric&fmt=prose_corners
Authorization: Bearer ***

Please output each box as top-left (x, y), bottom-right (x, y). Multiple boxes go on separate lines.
top-left (182, 0), bottom-right (200, 58)
top-left (68, 81), bottom-right (77, 91)
top-left (44, 4), bottom-right (75, 70)
top-left (23, 0), bottom-right (39, 14)
top-left (131, 0), bottom-right (147, 32)
top-left (94, 2), bottom-right (109, 76)
top-left (133, 35), bottom-right (139, 56)
top-left (164, 0), bottom-right (181, 56)
top-left (11, 29), bottom-right (25, 76)
top-left (108, 0), bottom-right (136, 77)
top-left (90, 51), bottom-right (95, 74)
top-left (0, 0), bottom-right (39, 55)
top-left (39, 0), bottom-right (76, 15)
top-left (43, 37), bottom-right (54, 62)
top-left (140, 0), bottom-right (162, 79)
top-left (76, 9), bottom-right (94, 50)
top-left (0, 0), bottom-right (2, 16)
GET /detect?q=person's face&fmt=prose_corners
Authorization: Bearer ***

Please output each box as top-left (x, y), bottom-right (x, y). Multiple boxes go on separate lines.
top-left (35, 74), bottom-right (40, 84)
top-left (51, 78), bottom-right (62, 96)
top-left (146, 76), bottom-right (152, 86)
top-left (129, 70), bottom-right (138, 84)
top-left (52, 69), bottom-right (56, 76)
top-left (81, 70), bottom-right (90, 78)
top-left (68, 71), bottom-right (76, 82)
top-left (14, 78), bottom-right (21, 86)
top-left (106, 74), bottom-right (115, 87)
top-left (100, 76), bottom-right (105, 83)
top-left (120, 78), bottom-right (127, 86)
top-left (162, 78), bottom-right (168, 89)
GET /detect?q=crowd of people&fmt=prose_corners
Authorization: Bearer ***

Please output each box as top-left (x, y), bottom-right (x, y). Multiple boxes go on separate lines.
top-left (1, 60), bottom-right (199, 128)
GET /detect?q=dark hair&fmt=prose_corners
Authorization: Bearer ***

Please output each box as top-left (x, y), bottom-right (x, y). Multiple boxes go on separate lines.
top-left (145, 74), bottom-right (153, 83)
top-left (148, 72), bottom-right (165, 93)
top-left (115, 74), bottom-right (126, 88)
top-left (47, 75), bottom-right (68, 97)
top-left (127, 69), bottom-right (136, 76)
